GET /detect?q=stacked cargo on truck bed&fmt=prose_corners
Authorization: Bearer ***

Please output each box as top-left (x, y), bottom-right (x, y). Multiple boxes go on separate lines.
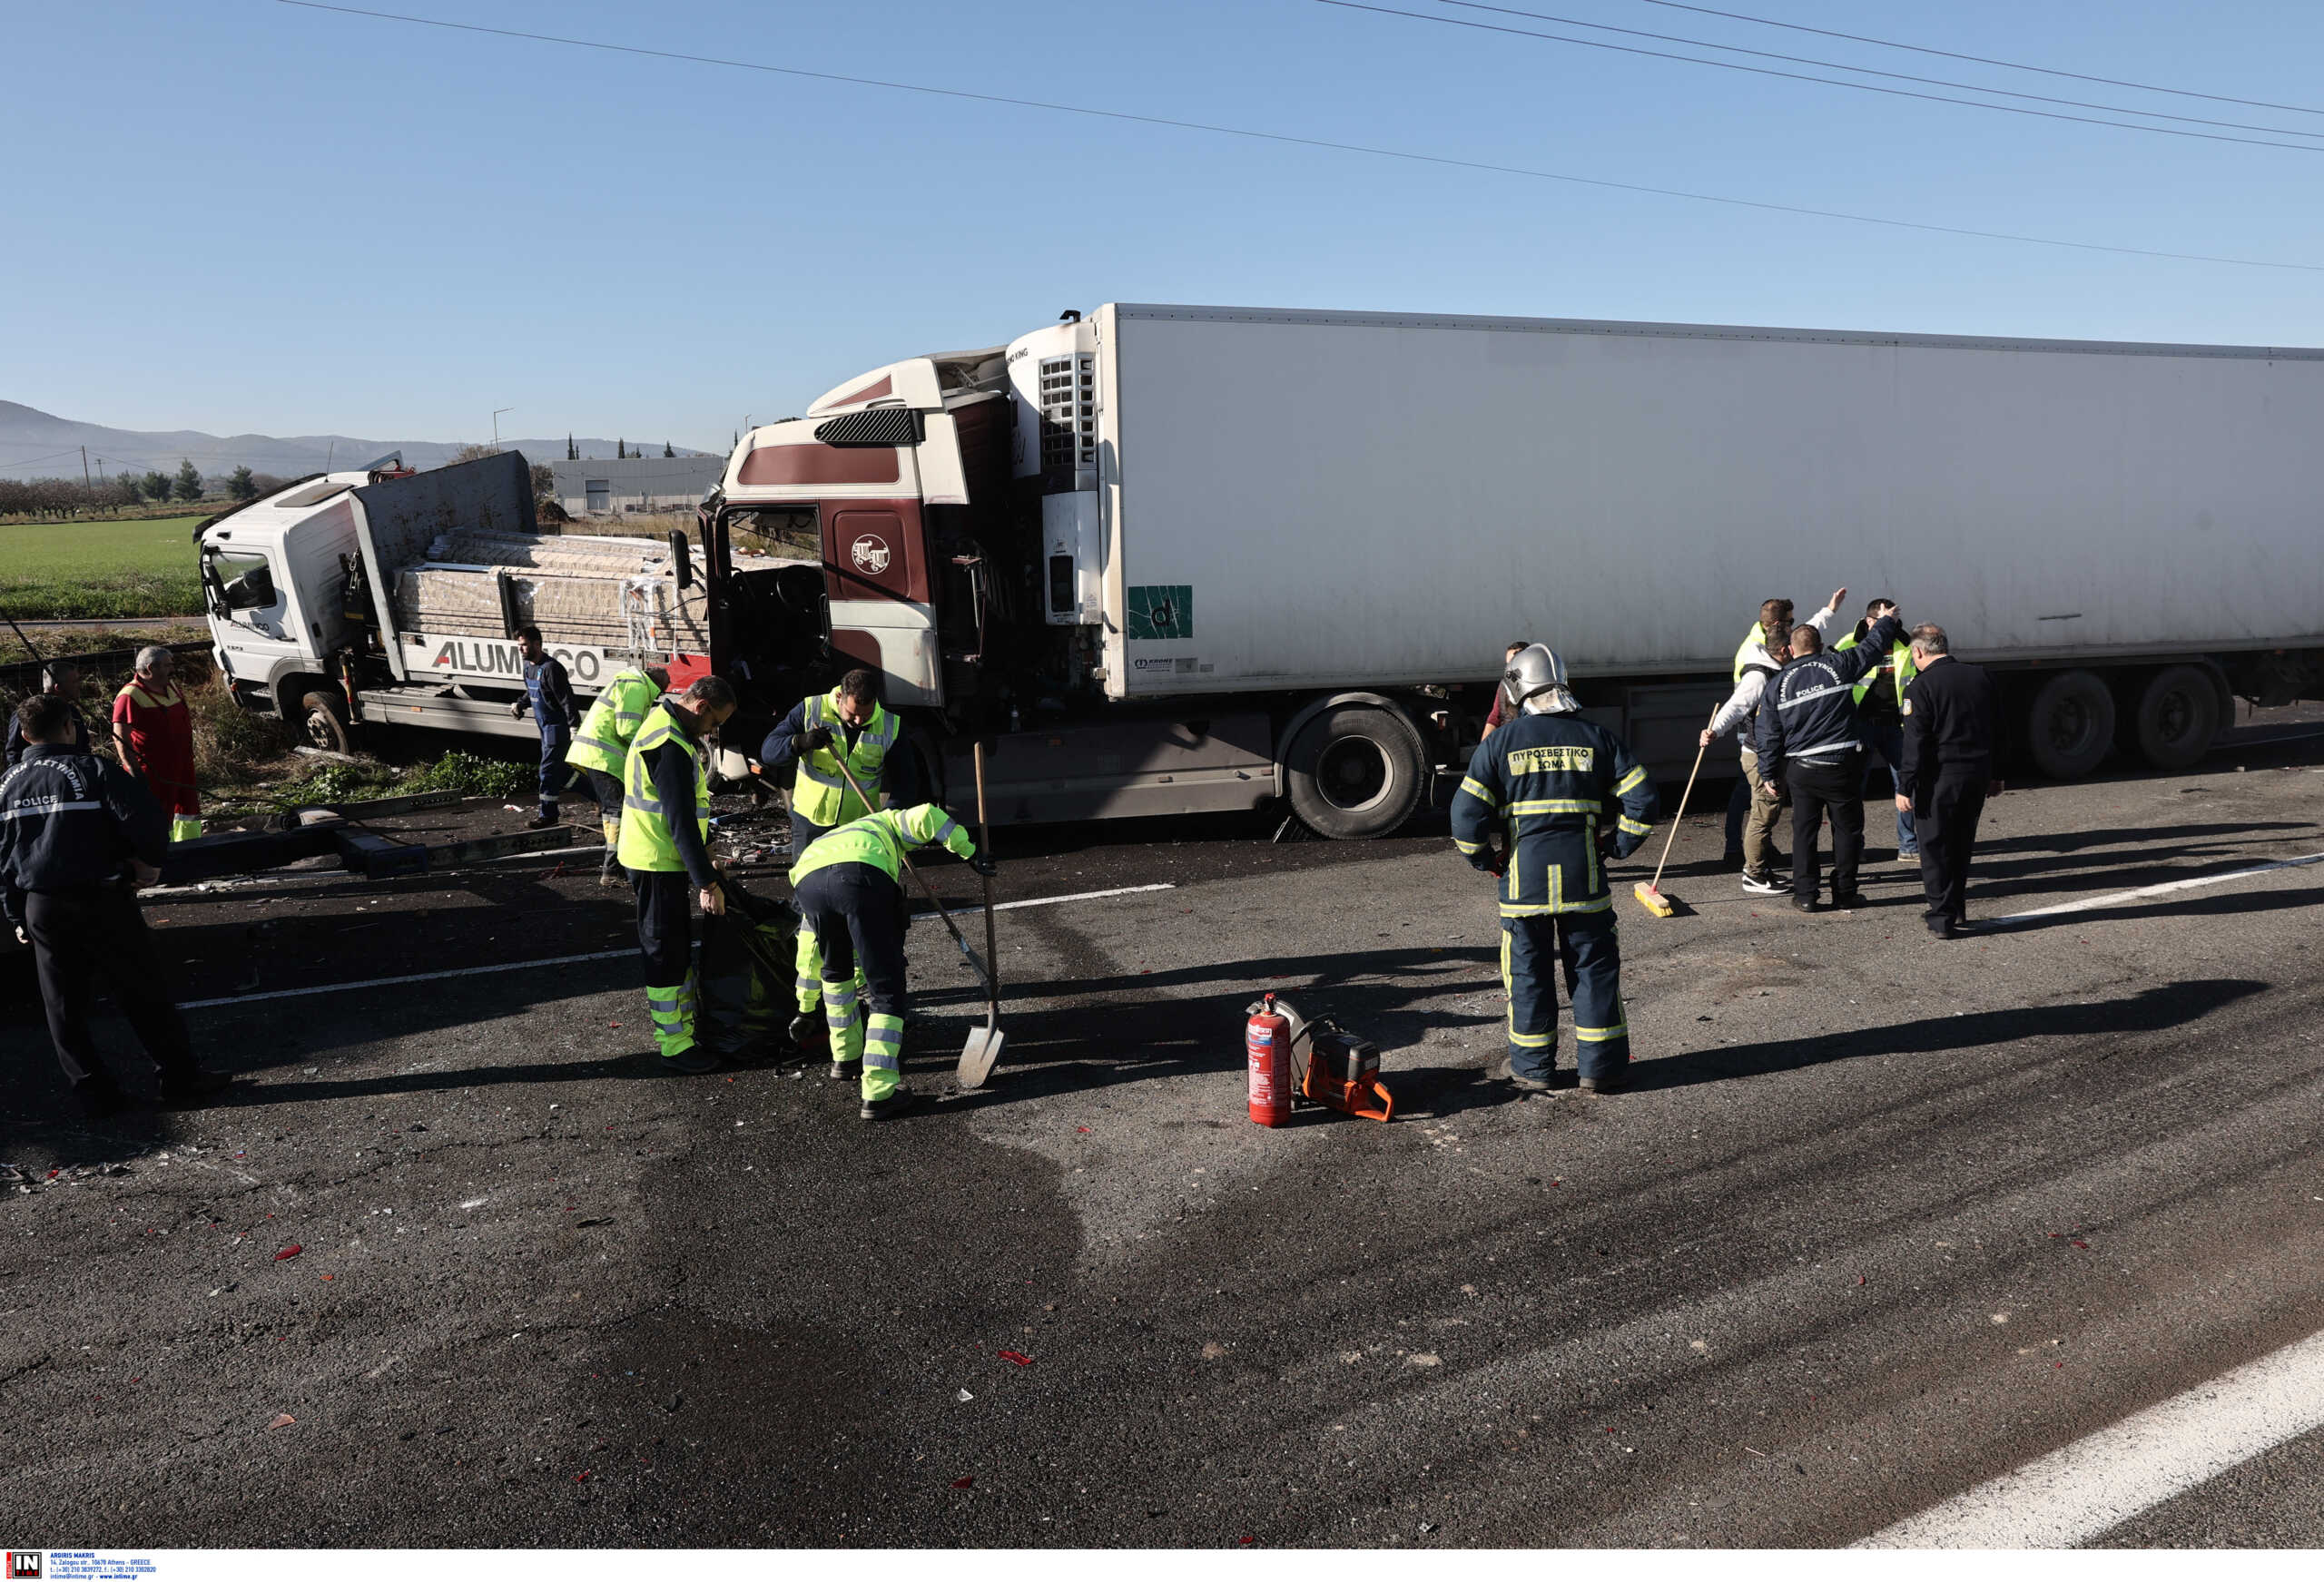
top-left (391, 531), bottom-right (712, 656)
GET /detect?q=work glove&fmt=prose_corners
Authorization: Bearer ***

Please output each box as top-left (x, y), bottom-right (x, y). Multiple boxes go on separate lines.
top-left (970, 852), bottom-right (998, 879)
top-left (800, 724), bottom-right (834, 753)
top-left (508, 699), bottom-right (528, 719)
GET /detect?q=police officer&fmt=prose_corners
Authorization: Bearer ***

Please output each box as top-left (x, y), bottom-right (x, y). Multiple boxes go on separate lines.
top-left (1452, 645), bottom-right (1658, 1096)
top-left (565, 662), bottom-right (669, 883)
top-left (1836, 597), bottom-right (1919, 863)
top-left (759, 670), bottom-right (911, 858)
top-left (1756, 609), bottom-right (1905, 911)
top-left (510, 626), bottom-right (581, 830)
top-left (617, 675), bottom-right (739, 1074)
top-left (1896, 624), bottom-right (2002, 938)
top-left (2, 694), bottom-right (231, 1116)
top-left (792, 802), bottom-right (991, 1121)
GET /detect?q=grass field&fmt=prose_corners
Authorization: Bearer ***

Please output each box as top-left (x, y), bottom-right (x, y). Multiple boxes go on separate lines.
top-left (0, 516), bottom-right (207, 618)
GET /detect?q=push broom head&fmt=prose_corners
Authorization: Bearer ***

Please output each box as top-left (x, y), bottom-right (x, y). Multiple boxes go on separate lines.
top-left (1632, 879), bottom-right (1676, 919)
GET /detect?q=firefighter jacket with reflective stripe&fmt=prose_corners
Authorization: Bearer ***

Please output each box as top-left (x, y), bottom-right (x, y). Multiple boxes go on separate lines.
top-left (791, 803), bottom-right (978, 886)
top-left (616, 702), bottom-right (714, 883)
top-left (1451, 712), bottom-right (1659, 918)
top-left (773, 689), bottom-right (902, 826)
top-left (1756, 614), bottom-right (1905, 781)
top-left (566, 669), bottom-right (662, 777)
top-left (0, 746), bottom-right (165, 926)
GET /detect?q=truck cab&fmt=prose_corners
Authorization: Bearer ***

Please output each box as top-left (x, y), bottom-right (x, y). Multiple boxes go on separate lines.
top-left (201, 467), bottom-right (381, 740)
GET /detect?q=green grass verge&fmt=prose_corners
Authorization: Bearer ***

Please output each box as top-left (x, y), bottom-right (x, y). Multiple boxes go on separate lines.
top-left (0, 516), bottom-right (207, 619)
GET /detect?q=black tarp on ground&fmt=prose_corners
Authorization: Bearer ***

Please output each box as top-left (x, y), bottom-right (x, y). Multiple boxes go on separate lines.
top-left (698, 879), bottom-right (797, 1059)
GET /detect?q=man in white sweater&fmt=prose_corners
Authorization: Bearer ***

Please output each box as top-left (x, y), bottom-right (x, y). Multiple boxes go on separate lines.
top-left (1704, 588), bottom-right (1846, 895)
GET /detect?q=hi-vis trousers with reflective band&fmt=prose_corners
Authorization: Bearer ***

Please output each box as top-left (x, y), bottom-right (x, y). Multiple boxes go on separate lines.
top-left (791, 861), bottom-right (911, 1103)
top-left (634, 870), bottom-right (698, 1059)
top-left (1501, 909), bottom-right (1629, 1083)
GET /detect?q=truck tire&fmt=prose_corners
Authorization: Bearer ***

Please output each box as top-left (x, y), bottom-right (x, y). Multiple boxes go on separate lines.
top-left (300, 692), bottom-right (352, 755)
top-left (2024, 670), bottom-right (2114, 781)
top-left (2132, 665), bottom-right (2221, 771)
top-left (1283, 704), bottom-right (1425, 840)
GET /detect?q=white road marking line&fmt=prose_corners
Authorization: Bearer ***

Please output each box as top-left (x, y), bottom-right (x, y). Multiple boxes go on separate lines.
top-left (1988, 850), bottom-right (2324, 926)
top-left (1858, 1327), bottom-right (2324, 1548)
top-left (178, 882), bottom-right (1175, 1007)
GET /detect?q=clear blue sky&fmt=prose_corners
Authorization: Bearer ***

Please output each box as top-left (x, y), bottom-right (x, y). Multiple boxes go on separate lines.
top-left (6, 0), bottom-right (2320, 451)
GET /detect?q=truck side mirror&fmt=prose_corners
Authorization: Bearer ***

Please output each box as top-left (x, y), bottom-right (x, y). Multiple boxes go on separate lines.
top-left (668, 529), bottom-right (694, 590)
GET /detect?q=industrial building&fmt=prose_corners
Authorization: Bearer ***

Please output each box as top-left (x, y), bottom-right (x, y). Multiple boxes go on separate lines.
top-left (547, 455), bottom-right (724, 517)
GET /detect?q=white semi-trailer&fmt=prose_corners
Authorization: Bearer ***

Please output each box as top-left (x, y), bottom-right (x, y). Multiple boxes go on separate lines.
top-left (702, 303), bottom-right (2324, 836)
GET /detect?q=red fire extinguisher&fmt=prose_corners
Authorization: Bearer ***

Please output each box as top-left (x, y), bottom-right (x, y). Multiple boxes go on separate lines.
top-left (1246, 993), bottom-right (1293, 1127)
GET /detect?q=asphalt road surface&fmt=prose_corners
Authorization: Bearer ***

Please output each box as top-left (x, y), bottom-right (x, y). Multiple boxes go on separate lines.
top-left (5, 708), bottom-right (2322, 1548)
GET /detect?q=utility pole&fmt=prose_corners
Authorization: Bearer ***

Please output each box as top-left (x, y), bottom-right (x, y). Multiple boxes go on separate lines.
top-left (493, 408), bottom-right (514, 449)
top-left (81, 447), bottom-right (91, 487)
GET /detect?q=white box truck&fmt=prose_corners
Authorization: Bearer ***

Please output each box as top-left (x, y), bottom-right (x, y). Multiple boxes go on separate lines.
top-left (701, 303), bottom-right (2324, 837)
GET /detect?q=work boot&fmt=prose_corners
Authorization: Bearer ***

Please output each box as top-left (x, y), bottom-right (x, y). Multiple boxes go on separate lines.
top-left (1791, 896), bottom-right (1819, 914)
top-left (859, 1087), bottom-right (917, 1123)
top-left (1500, 1063), bottom-right (1551, 1093)
top-left (159, 1068), bottom-right (234, 1108)
top-left (658, 1044), bottom-right (720, 1076)
top-left (597, 848), bottom-right (623, 888)
top-left (1829, 890), bottom-right (1867, 910)
top-left (526, 810), bottom-right (559, 830)
top-left (1578, 1072), bottom-right (1628, 1096)
top-left (827, 1059), bottom-right (859, 1082)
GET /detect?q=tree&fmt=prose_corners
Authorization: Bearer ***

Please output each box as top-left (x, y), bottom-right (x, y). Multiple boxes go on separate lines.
top-left (566, 434), bottom-right (576, 461)
top-left (449, 443), bottom-right (503, 466)
top-left (227, 465), bottom-right (258, 502)
top-left (143, 469), bottom-right (172, 504)
top-left (529, 462), bottom-right (556, 500)
top-left (616, 438), bottom-right (627, 459)
top-left (173, 459), bottom-right (203, 502)
top-left (116, 471), bottom-right (144, 503)
top-left (248, 473), bottom-right (288, 497)
top-left (663, 439), bottom-right (675, 457)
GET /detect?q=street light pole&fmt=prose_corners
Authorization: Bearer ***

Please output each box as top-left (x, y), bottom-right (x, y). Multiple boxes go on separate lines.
top-left (492, 408), bottom-right (514, 450)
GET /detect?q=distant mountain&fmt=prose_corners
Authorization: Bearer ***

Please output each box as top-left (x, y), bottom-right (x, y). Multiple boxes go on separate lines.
top-left (0, 399), bottom-right (718, 481)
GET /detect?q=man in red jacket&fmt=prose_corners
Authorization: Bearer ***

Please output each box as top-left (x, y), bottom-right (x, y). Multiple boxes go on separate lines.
top-left (112, 647), bottom-right (201, 841)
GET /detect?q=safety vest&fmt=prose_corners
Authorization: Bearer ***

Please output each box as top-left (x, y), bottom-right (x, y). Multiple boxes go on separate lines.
top-left (615, 702), bottom-right (709, 872)
top-left (791, 688), bottom-right (901, 827)
top-left (1732, 624), bottom-right (1768, 684)
top-left (1836, 634), bottom-right (1916, 708)
top-left (792, 803), bottom-right (976, 885)
top-left (566, 668), bottom-right (662, 777)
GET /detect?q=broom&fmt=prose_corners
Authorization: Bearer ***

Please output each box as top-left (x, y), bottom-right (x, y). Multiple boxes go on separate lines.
top-left (1632, 736), bottom-right (1709, 919)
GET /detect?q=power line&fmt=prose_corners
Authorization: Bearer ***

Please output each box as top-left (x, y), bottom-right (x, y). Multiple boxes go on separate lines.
top-left (1616, 0), bottom-right (2324, 119)
top-left (1427, 0), bottom-right (2324, 142)
top-left (271, 1), bottom-right (2324, 275)
top-left (1325, 2), bottom-right (2324, 154)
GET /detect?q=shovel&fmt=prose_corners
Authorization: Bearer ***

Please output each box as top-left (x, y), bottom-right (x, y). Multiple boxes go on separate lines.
top-left (826, 756), bottom-right (1005, 1087)
top-left (957, 742), bottom-right (1005, 1088)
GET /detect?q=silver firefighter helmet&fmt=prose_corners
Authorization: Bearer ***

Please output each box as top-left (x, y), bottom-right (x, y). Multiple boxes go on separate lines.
top-left (1502, 643), bottom-right (1575, 711)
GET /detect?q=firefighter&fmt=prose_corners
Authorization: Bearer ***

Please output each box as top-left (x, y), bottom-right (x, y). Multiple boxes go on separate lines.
top-left (1452, 645), bottom-right (1658, 1096)
top-left (791, 802), bottom-right (993, 1121)
top-left (758, 670), bottom-right (912, 859)
top-left (617, 675), bottom-right (739, 1074)
top-left (564, 662), bottom-right (669, 883)
top-left (4, 693), bottom-right (232, 1115)
top-left (111, 646), bottom-right (201, 841)
top-left (509, 626), bottom-right (580, 830)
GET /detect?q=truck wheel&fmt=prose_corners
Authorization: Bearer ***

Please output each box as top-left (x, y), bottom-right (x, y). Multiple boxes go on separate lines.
top-left (300, 692), bottom-right (352, 755)
top-left (2132, 665), bottom-right (2221, 771)
top-left (2024, 671), bottom-right (2114, 781)
top-left (1283, 705), bottom-right (1425, 840)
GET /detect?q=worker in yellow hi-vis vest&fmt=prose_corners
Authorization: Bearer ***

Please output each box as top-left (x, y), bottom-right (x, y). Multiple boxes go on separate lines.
top-left (792, 803), bottom-right (991, 1122)
top-left (565, 663), bottom-right (668, 883)
top-left (616, 675), bottom-right (739, 1075)
top-left (758, 670), bottom-right (916, 859)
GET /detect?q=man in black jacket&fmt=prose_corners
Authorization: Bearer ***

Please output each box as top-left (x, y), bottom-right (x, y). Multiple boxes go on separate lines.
top-left (5, 661), bottom-right (89, 768)
top-left (2, 694), bottom-right (232, 1115)
top-left (1897, 624), bottom-right (2002, 938)
top-left (1757, 611), bottom-right (1905, 911)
